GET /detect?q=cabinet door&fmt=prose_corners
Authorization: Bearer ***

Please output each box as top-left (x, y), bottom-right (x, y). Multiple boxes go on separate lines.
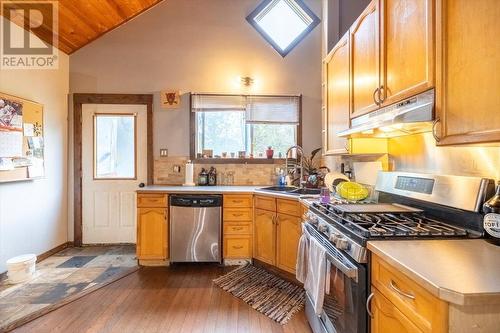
top-left (380, 0), bottom-right (434, 106)
top-left (371, 288), bottom-right (423, 333)
top-left (350, 0), bottom-right (381, 118)
top-left (435, 0), bottom-right (500, 145)
top-left (253, 209), bottom-right (276, 265)
top-left (137, 208), bottom-right (167, 260)
top-left (324, 33), bottom-right (350, 155)
top-left (276, 213), bottom-right (302, 274)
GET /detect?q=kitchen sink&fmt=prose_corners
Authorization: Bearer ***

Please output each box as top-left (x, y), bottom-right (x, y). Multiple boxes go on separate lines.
top-left (258, 186), bottom-right (321, 196)
top-left (259, 186), bottom-right (297, 192)
top-left (288, 188), bottom-right (321, 195)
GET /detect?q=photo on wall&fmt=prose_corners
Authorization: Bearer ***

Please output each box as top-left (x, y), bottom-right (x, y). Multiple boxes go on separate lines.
top-left (0, 97), bottom-right (23, 131)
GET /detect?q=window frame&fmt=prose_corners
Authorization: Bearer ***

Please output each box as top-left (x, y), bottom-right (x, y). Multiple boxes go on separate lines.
top-left (246, 0), bottom-right (321, 57)
top-left (189, 93), bottom-right (302, 164)
top-left (93, 112), bottom-right (138, 180)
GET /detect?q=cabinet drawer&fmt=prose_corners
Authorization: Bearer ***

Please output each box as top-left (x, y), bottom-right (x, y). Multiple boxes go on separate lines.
top-left (224, 236), bottom-right (252, 258)
top-left (371, 254), bottom-right (447, 333)
top-left (277, 199), bottom-right (301, 217)
top-left (224, 208), bottom-right (253, 221)
top-left (137, 194), bottom-right (168, 208)
top-left (254, 195), bottom-right (276, 211)
top-left (224, 222), bottom-right (252, 235)
top-left (224, 195), bottom-right (253, 208)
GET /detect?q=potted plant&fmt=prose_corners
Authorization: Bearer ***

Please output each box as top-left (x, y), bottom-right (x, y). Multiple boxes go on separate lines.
top-left (266, 146), bottom-right (274, 159)
top-left (302, 147), bottom-right (330, 188)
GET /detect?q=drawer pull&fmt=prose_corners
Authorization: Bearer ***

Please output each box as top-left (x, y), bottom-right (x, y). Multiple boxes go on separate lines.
top-left (232, 213), bottom-right (244, 217)
top-left (390, 280), bottom-right (415, 300)
top-left (232, 227), bottom-right (244, 231)
top-left (232, 245), bottom-right (244, 249)
top-left (232, 200), bottom-right (243, 203)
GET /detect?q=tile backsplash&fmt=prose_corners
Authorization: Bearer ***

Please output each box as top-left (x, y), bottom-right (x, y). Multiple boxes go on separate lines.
top-left (154, 157), bottom-right (282, 186)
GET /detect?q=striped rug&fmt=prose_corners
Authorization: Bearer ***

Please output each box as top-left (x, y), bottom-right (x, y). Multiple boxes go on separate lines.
top-left (213, 265), bottom-right (305, 325)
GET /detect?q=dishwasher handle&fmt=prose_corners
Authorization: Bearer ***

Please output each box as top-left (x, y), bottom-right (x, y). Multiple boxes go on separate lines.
top-left (170, 195), bottom-right (222, 207)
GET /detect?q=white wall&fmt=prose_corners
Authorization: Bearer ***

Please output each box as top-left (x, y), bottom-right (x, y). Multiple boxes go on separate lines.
top-left (69, 0), bottom-right (323, 157)
top-left (0, 19), bottom-right (69, 273)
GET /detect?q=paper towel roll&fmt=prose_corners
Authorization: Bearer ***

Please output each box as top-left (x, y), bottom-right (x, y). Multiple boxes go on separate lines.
top-left (183, 161), bottom-right (196, 186)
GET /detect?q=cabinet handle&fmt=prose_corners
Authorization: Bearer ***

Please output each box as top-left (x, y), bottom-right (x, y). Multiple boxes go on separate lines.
top-left (232, 213), bottom-right (243, 217)
top-left (373, 87), bottom-right (381, 105)
top-left (366, 292), bottom-right (374, 318)
top-left (378, 85), bottom-right (385, 103)
top-left (432, 117), bottom-right (441, 142)
top-left (232, 227), bottom-right (244, 231)
top-left (232, 245), bottom-right (244, 249)
top-left (389, 280), bottom-right (416, 300)
top-left (271, 216), bottom-right (276, 225)
top-left (232, 200), bottom-right (243, 203)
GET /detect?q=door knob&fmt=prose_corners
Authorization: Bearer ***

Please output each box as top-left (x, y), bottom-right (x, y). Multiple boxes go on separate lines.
top-left (138, 183), bottom-right (145, 188)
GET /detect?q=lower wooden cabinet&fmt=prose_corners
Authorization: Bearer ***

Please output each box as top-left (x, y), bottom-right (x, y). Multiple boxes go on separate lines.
top-left (276, 213), bottom-right (302, 273)
top-left (137, 207), bottom-right (168, 260)
top-left (254, 196), bottom-right (302, 275)
top-left (253, 208), bottom-right (276, 265)
top-left (371, 288), bottom-right (423, 333)
top-left (223, 194), bottom-right (253, 260)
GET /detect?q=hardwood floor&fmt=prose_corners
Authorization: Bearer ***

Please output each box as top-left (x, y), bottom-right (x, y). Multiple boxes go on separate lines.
top-left (12, 264), bottom-right (312, 333)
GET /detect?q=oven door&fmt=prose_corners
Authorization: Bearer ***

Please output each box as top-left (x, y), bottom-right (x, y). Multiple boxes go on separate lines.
top-left (304, 224), bottom-right (367, 333)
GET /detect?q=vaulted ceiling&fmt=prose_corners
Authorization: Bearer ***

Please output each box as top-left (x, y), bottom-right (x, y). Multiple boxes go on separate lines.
top-left (2, 0), bottom-right (165, 54)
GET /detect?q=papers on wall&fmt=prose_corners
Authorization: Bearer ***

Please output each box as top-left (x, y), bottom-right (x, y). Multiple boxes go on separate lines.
top-left (27, 158), bottom-right (44, 178)
top-left (0, 131), bottom-right (23, 157)
top-left (23, 123), bottom-right (34, 136)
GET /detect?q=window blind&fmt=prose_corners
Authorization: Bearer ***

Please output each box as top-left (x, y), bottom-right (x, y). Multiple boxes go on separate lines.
top-left (245, 95), bottom-right (300, 124)
top-left (191, 94), bottom-right (246, 112)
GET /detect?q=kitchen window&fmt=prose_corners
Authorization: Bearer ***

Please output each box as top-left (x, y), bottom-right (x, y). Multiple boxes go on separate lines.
top-left (246, 0), bottom-right (320, 57)
top-left (191, 94), bottom-right (301, 161)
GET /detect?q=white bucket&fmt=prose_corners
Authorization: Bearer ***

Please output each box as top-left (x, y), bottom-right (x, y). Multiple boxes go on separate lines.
top-left (6, 254), bottom-right (37, 284)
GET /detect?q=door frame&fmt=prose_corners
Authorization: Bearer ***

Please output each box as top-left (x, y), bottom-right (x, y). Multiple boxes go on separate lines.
top-left (73, 93), bottom-right (153, 246)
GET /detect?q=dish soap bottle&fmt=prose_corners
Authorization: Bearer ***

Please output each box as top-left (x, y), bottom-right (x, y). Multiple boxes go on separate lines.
top-left (483, 181), bottom-right (500, 246)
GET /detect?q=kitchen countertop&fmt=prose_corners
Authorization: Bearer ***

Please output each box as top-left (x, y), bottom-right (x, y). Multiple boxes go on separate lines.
top-left (368, 239), bottom-right (500, 306)
top-left (137, 185), bottom-right (320, 201)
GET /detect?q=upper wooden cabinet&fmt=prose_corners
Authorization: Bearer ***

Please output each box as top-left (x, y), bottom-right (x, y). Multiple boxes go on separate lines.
top-left (380, 0), bottom-right (434, 106)
top-left (434, 0), bottom-right (500, 145)
top-left (324, 33), bottom-right (350, 155)
top-left (350, 0), bottom-right (381, 118)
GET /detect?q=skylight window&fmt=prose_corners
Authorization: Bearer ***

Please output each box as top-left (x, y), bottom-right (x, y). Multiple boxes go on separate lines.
top-left (247, 0), bottom-right (320, 57)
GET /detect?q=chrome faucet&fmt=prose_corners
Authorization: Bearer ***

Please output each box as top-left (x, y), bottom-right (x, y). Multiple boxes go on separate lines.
top-left (285, 145), bottom-right (305, 189)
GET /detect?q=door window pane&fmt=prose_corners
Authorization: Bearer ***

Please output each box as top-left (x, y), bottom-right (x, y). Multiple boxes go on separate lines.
top-left (94, 114), bottom-right (136, 179)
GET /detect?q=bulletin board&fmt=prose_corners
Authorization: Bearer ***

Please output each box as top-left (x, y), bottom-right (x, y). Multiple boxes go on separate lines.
top-left (0, 92), bottom-right (45, 183)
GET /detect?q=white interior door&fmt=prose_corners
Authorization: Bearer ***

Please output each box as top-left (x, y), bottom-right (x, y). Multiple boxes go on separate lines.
top-left (82, 104), bottom-right (147, 244)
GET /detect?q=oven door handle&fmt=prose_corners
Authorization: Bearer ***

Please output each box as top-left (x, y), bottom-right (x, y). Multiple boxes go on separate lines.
top-left (326, 252), bottom-right (358, 282)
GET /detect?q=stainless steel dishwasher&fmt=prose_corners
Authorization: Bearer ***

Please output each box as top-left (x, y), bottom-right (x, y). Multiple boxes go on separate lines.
top-left (169, 195), bottom-right (222, 263)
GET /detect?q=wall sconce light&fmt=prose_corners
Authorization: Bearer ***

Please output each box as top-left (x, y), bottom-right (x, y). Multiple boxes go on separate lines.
top-left (240, 76), bottom-right (254, 86)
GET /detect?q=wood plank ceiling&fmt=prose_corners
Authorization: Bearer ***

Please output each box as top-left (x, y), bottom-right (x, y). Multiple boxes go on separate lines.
top-left (2, 0), bottom-right (165, 54)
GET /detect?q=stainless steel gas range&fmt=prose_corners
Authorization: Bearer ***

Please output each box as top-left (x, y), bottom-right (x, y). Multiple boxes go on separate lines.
top-left (301, 171), bottom-right (495, 333)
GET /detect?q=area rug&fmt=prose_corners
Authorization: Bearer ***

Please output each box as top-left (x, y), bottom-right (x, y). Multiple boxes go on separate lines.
top-left (213, 264), bottom-right (305, 325)
top-left (0, 245), bottom-right (138, 332)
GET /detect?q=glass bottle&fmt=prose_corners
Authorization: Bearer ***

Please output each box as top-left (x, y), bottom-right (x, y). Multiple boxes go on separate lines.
top-left (483, 181), bottom-right (500, 246)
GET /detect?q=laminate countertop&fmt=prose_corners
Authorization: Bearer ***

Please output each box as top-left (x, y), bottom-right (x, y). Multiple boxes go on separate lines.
top-left (137, 185), bottom-right (320, 201)
top-left (367, 239), bottom-right (500, 305)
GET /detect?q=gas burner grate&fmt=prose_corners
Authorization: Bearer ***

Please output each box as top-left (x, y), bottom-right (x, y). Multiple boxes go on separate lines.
top-left (311, 202), bottom-right (469, 239)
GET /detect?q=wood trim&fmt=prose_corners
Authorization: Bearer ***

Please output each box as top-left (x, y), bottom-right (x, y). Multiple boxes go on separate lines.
top-left (73, 93), bottom-right (153, 246)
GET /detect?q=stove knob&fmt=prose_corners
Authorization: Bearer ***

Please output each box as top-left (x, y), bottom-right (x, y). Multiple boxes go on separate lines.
top-left (337, 238), bottom-right (350, 251)
top-left (329, 233), bottom-right (340, 243)
top-left (308, 214), bottom-right (318, 225)
top-left (318, 224), bottom-right (328, 233)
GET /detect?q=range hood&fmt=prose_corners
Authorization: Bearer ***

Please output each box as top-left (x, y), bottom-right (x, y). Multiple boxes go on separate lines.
top-left (338, 89), bottom-right (435, 138)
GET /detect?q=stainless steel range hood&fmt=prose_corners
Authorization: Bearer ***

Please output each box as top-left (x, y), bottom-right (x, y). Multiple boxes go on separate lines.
top-left (338, 89), bottom-right (435, 138)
